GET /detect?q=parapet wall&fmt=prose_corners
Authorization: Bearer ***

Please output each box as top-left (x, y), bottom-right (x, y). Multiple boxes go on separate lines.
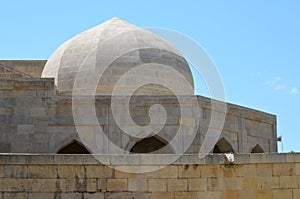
top-left (0, 78), bottom-right (277, 154)
top-left (0, 153), bottom-right (300, 199)
top-left (0, 60), bottom-right (46, 78)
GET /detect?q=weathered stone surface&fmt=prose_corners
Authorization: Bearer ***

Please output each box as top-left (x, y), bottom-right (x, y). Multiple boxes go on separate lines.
top-left (107, 179), bottom-right (127, 191)
top-left (128, 178), bottom-right (147, 191)
top-left (4, 165), bottom-right (27, 178)
top-left (148, 179), bottom-right (167, 191)
top-left (152, 192), bottom-right (174, 199)
top-left (0, 154), bottom-right (299, 198)
top-left (0, 78), bottom-right (276, 154)
top-left (188, 178), bottom-right (207, 191)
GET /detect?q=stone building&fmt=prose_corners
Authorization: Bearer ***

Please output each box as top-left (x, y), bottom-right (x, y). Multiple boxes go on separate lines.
top-left (0, 18), bottom-right (277, 155)
top-left (2, 18), bottom-right (299, 199)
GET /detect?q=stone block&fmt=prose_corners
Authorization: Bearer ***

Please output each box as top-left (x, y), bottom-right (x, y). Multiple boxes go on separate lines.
top-left (57, 165), bottom-right (85, 178)
top-left (110, 155), bottom-right (140, 166)
top-left (114, 167), bottom-right (140, 178)
top-left (237, 190), bottom-right (272, 199)
top-left (268, 153), bottom-right (287, 163)
top-left (174, 192), bottom-right (199, 199)
top-left (17, 178), bottom-right (38, 191)
top-left (0, 166), bottom-right (3, 177)
top-left (35, 179), bottom-right (57, 192)
top-left (221, 165), bottom-right (242, 177)
top-left (140, 154), bottom-right (180, 165)
top-left (178, 165), bottom-right (200, 178)
top-left (201, 165), bottom-right (223, 178)
top-left (205, 154), bottom-right (224, 164)
top-left (256, 164), bottom-right (272, 177)
top-left (0, 179), bottom-right (19, 192)
top-left (107, 179), bottom-right (127, 191)
top-left (86, 165), bottom-right (113, 178)
top-left (174, 154), bottom-right (205, 164)
top-left (233, 154), bottom-right (250, 164)
top-left (279, 176), bottom-right (298, 188)
top-left (261, 176), bottom-right (279, 189)
top-left (4, 165), bottom-right (27, 178)
top-left (197, 191), bottom-right (221, 199)
top-left (66, 178), bottom-right (88, 192)
top-left (152, 192), bottom-right (174, 199)
top-left (272, 163), bottom-right (295, 176)
top-left (143, 165), bottom-right (178, 179)
top-left (295, 163), bottom-right (300, 175)
top-left (208, 177), bottom-right (242, 191)
top-left (54, 155), bottom-right (84, 164)
top-left (239, 164), bottom-right (257, 177)
top-left (104, 192), bottom-right (136, 199)
top-left (0, 155), bottom-right (26, 165)
top-left (27, 193), bottom-right (54, 199)
top-left (97, 178), bottom-right (107, 191)
top-left (83, 192), bottom-right (104, 199)
top-left (17, 124), bottom-right (34, 134)
top-left (188, 178), bottom-right (207, 191)
top-left (220, 190), bottom-right (239, 199)
top-left (28, 165), bottom-right (57, 178)
top-left (272, 189), bottom-right (293, 199)
top-left (3, 193), bottom-right (27, 199)
top-left (128, 178), bottom-right (147, 191)
top-left (148, 179), bottom-right (167, 191)
top-left (87, 178), bottom-right (97, 192)
top-left (60, 193), bottom-right (82, 199)
top-left (242, 177), bottom-right (262, 190)
top-left (250, 153), bottom-right (268, 163)
top-left (293, 189), bottom-right (300, 199)
top-left (55, 179), bottom-right (67, 192)
top-left (25, 155), bottom-right (54, 164)
top-left (167, 179), bottom-right (187, 191)
top-left (83, 155), bottom-right (107, 165)
top-left (29, 107), bottom-right (48, 117)
top-left (85, 165), bottom-right (104, 178)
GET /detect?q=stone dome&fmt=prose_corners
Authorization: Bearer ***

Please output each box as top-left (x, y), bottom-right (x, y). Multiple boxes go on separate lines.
top-left (42, 17), bottom-right (194, 95)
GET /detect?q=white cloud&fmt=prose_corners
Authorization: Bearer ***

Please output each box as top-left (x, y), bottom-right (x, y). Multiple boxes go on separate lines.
top-left (290, 87), bottom-right (298, 94)
top-left (274, 85), bottom-right (285, 90)
top-left (264, 77), bottom-right (282, 89)
top-left (265, 77), bottom-right (298, 95)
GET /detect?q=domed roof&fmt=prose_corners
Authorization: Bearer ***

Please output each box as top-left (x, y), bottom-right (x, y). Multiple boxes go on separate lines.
top-left (42, 17), bottom-right (194, 95)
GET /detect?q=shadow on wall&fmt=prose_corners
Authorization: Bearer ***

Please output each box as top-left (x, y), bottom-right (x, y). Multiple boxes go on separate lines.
top-left (57, 140), bottom-right (90, 154)
top-left (56, 137), bottom-right (264, 154)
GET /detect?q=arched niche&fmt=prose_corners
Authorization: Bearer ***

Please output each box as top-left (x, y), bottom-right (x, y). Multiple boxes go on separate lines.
top-left (251, 144), bottom-right (264, 153)
top-left (57, 140), bottom-right (90, 154)
top-left (213, 137), bottom-right (235, 153)
top-left (130, 136), bottom-right (174, 154)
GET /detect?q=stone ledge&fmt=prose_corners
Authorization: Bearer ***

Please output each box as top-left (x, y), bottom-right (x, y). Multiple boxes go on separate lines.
top-left (0, 153), bottom-right (299, 166)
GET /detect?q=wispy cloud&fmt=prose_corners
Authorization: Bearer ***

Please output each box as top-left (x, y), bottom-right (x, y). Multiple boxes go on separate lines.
top-left (264, 77), bottom-right (284, 89)
top-left (265, 77), bottom-right (298, 95)
top-left (290, 87), bottom-right (298, 94)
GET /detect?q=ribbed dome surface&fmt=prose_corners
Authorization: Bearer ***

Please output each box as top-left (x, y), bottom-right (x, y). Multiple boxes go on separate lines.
top-left (42, 17), bottom-right (194, 95)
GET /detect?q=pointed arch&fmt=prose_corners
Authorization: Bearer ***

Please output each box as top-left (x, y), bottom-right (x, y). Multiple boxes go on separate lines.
top-left (213, 137), bottom-right (234, 153)
top-left (251, 144), bottom-right (264, 153)
top-left (130, 136), bottom-right (174, 154)
top-left (57, 139), bottom-right (91, 154)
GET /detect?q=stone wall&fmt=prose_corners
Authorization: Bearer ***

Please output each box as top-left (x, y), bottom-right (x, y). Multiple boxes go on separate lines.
top-left (0, 153), bottom-right (300, 198)
top-left (0, 60), bottom-right (46, 78)
top-left (0, 78), bottom-right (277, 154)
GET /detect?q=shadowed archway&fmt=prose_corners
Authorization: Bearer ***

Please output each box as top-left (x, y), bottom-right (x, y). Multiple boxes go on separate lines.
top-left (57, 140), bottom-right (90, 154)
top-left (130, 136), bottom-right (174, 154)
top-left (251, 144), bottom-right (264, 153)
top-left (213, 137), bottom-right (234, 153)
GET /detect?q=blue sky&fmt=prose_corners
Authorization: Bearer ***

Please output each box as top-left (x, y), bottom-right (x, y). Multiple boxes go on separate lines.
top-left (1, 1), bottom-right (299, 152)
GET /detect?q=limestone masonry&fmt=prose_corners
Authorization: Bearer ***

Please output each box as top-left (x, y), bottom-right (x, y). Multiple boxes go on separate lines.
top-left (0, 18), bottom-right (289, 199)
